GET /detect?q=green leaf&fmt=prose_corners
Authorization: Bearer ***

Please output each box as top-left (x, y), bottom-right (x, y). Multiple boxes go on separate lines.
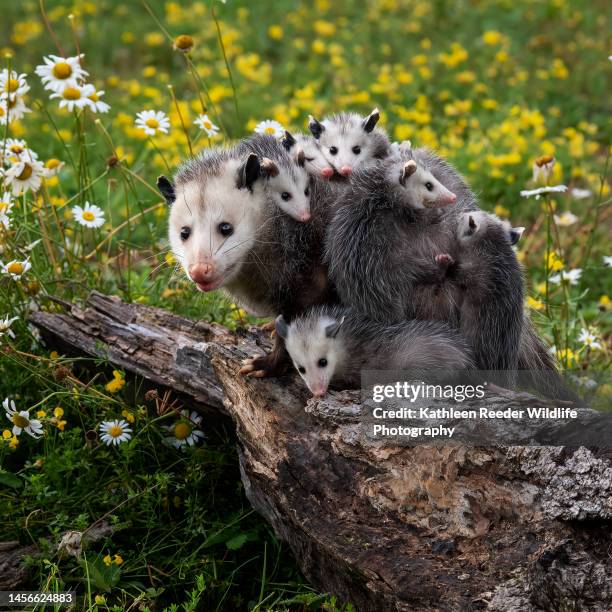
top-left (225, 533), bottom-right (248, 551)
top-left (0, 471), bottom-right (23, 489)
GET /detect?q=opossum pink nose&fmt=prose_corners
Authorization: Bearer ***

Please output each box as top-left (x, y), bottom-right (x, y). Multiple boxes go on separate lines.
top-left (447, 193), bottom-right (457, 203)
top-left (189, 262), bottom-right (214, 283)
top-left (321, 167), bottom-right (334, 178)
top-left (339, 165), bottom-right (353, 176)
top-left (313, 390), bottom-right (326, 398)
top-left (298, 211), bottom-right (311, 222)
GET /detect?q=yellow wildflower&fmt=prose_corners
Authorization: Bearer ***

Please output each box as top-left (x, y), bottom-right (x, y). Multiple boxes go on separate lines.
top-left (482, 30), bottom-right (502, 45)
top-left (526, 296), bottom-right (544, 311)
top-left (268, 25), bottom-right (283, 40)
top-left (547, 251), bottom-right (564, 272)
top-left (105, 370), bottom-right (126, 394)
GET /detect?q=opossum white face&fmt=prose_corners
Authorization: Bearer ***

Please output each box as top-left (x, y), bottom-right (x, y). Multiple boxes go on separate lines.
top-left (276, 314), bottom-right (345, 398)
top-left (283, 131), bottom-right (335, 179)
top-left (395, 160), bottom-right (457, 208)
top-left (261, 157), bottom-right (311, 222)
top-left (309, 108), bottom-right (382, 177)
top-left (166, 156), bottom-right (265, 292)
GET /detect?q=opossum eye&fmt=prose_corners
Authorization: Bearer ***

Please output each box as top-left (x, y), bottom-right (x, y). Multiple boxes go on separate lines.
top-left (305, 157), bottom-right (315, 162)
top-left (218, 222), bottom-right (233, 237)
top-left (425, 182), bottom-right (434, 191)
top-left (329, 146), bottom-right (338, 156)
top-left (318, 358), bottom-right (328, 368)
top-left (281, 192), bottom-right (292, 201)
top-left (298, 366), bottom-right (306, 374)
top-left (304, 186), bottom-right (310, 197)
top-left (352, 146), bottom-right (361, 155)
top-left (180, 226), bottom-right (191, 241)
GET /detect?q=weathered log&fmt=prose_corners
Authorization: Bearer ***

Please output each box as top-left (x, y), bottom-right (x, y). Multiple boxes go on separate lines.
top-left (29, 293), bottom-right (612, 611)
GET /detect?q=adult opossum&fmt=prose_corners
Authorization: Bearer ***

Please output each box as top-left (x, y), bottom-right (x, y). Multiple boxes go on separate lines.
top-left (161, 146), bottom-right (338, 376)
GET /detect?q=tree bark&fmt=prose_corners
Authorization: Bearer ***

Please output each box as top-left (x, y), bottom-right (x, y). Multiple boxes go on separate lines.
top-left (28, 292), bottom-right (612, 611)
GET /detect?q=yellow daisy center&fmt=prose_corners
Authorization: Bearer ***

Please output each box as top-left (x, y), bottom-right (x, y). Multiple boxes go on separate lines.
top-left (108, 425), bottom-right (123, 438)
top-left (82, 211), bottom-right (95, 222)
top-left (46, 158), bottom-right (61, 169)
top-left (7, 262), bottom-right (24, 275)
top-left (264, 126), bottom-right (276, 134)
top-left (174, 34), bottom-right (194, 51)
top-left (12, 413), bottom-right (29, 428)
top-left (0, 107), bottom-right (4, 117)
top-left (145, 117), bottom-right (160, 129)
top-left (63, 87), bottom-right (81, 100)
top-left (0, 203), bottom-right (8, 214)
top-left (204, 120), bottom-right (212, 129)
top-left (6, 78), bottom-right (19, 93)
top-left (89, 92), bottom-right (99, 102)
top-left (173, 422), bottom-right (191, 440)
top-left (17, 164), bottom-right (33, 181)
top-left (10, 145), bottom-right (24, 154)
top-left (52, 62), bottom-right (73, 79)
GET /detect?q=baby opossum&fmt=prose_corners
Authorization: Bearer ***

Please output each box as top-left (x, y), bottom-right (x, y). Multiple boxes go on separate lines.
top-left (282, 130), bottom-right (335, 179)
top-left (308, 108), bottom-right (390, 177)
top-left (276, 305), bottom-right (474, 397)
top-left (325, 148), bottom-right (525, 371)
top-left (235, 133), bottom-right (311, 222)
top-left (161, 146), bottom-right (338, 377)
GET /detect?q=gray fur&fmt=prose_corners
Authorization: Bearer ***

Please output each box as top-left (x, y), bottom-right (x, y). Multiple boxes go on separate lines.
top-left (284, 305), bottom-right (474, 394)
top-left (324, 148), bottom-right (524, 371)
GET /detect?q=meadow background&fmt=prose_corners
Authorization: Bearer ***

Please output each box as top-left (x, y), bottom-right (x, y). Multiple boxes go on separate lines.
top-left (0, 0), bottom-right (610, 610)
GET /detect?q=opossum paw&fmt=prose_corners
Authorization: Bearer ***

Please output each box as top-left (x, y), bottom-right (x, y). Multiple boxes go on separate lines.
top-left (240, 352), bottom-right (288, 378)
top-left (435, 253), bottom-right (455, 267)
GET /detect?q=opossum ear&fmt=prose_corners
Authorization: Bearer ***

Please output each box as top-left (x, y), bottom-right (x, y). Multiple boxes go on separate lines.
top-left (296, 149), bottom-right (306, 167)
top-left (325, 315), bottom-right (345, 339)
top-left (399, 160), bottom-right (417, 185)
top-left (275, 315), bottom-right (289, 339)
top-left (157, 175), bottom-right (176, 206)
top-left (308, 115), bottom-right (325, 139)
top-left (282, 130), bottom-right (296, 151)
top-left (260, 157), bottom-right (280, 178)
top-left (509, 226), bottom-right (525, 245)
top-left (362, 108), bottom-right (380, 133)
top-left (237, 153), bottom-right (261, 190)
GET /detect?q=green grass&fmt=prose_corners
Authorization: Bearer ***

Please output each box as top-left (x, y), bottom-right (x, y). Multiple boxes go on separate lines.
top-left (0, 0), bottom-right (610, 609)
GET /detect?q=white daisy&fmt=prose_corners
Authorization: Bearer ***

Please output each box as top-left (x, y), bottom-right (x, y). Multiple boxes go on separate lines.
top-left (194, 114), bottom-right (219, 137)
top-left (0, 192), bottom-right (14, 229)
top-left (50, 83), bottom-right (96, 112)
top-left (4, 398), bottom-right (43, 438)
top-left (553, 211), bottom-right (578, 227)
top-left (578, 329), bottom-right (602, 350)
top-left (4, 158), bottom-right (45, 195)
top-left (549, 268), bottom-right (582, 286)
top-left (0, 316), bottom-right (18, 340)
top-left (86, 89), bottom-right (110, 113)
top-left (72, 202), bottom-right (105, 228)
top-left (603, 256), bottom-right (612, 267)
top-left (254, 119), bottom-right (285, 139)
top-left (1, 259), bottom-right (32, 280)
top-left (35, 54), bottom-right (88, 92)
top-left (0, 96), bottom-right (32, 125)
top-left (164, 410), bottom-right (204, 449)
top-left (0, 70), bottom-right (30, 101)
top-left (99, 419), bottom-right (132, 446)
top-left (571, 187), bottom-right (592, 200)
top-left (2, 138), bottom-right (38, 164)
top-left (135, 110), bottom-right (170, 136)
top-left (520, 185), bottom-right (567, 198)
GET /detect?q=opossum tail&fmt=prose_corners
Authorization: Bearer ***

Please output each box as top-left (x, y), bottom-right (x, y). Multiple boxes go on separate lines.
top-left (518, 318), bottom-right (579, 402)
